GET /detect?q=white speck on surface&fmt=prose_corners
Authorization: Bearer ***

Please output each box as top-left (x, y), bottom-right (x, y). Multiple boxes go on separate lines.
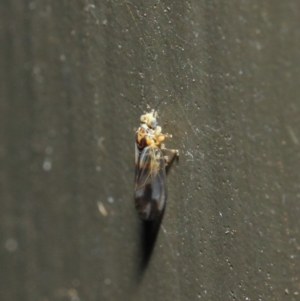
top-left (68, 288), bottom-right (80, 301)
top-left (43, 159), bottom-right (52, 171)
top-left (5, 238), bottom-right (18, 251)
top-left (104, 278), bottom-right (111, 285)
top-left (107, 196), bottom-right (114, 203)
top-left (256, 42), bottom-right (262, 50)
top-left (186, 151), bottom-right (194, 162)
top-left (60, 54), bottom-right (66, 62)
top-left (286, 125), bottom-right (299, 144)
top-left (97, 202), bottom-right (108, 216)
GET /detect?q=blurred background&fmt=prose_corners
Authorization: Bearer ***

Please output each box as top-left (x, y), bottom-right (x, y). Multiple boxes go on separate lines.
top-left (1, 1), bottom-right (299, 300)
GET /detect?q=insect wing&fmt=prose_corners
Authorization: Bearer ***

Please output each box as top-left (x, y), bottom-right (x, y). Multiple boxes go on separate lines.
top-left (135, 145), bottom-right (167, 220)
top-left (135, 142), bottom-right (139, 182)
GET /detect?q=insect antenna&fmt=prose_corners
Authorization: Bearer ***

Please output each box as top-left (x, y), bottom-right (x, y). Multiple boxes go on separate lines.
top-left (120, 93), bottom-right (143, 113)
top-left (153, 96), bottom-right (167, 114)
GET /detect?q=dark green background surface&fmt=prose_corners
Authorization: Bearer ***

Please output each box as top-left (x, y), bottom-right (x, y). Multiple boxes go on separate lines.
top-left (1, 1), bottom-right (299, 300)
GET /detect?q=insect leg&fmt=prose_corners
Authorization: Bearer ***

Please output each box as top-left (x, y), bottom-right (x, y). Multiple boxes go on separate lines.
top-left (163, 155), bottom-right (169, 166)
top-left (161, 144), bottom-right (179, 156)
top-left (161, 144), bottom-right (179, 167)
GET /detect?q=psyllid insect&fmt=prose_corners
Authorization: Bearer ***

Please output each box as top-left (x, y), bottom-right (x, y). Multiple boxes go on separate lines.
top-left (134, 102), bottom-right (179, 220)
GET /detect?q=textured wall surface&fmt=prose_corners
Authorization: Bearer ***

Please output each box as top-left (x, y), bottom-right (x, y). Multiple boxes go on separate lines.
top-left (1, 1), bottom-right (300, 300)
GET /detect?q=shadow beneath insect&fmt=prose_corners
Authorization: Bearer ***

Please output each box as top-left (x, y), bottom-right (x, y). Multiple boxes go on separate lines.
top-left (137, 210), bottom-right (164, 280)
top-left (136, 155), bottom-right (179, 283)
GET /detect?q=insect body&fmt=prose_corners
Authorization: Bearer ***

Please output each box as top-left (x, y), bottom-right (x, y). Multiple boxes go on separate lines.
top-left (135, 108), bottom-right (179, 220)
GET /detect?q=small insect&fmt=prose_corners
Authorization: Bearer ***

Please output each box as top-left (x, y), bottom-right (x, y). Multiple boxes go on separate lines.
top-left (134, 101), bottom-right (179, 220)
